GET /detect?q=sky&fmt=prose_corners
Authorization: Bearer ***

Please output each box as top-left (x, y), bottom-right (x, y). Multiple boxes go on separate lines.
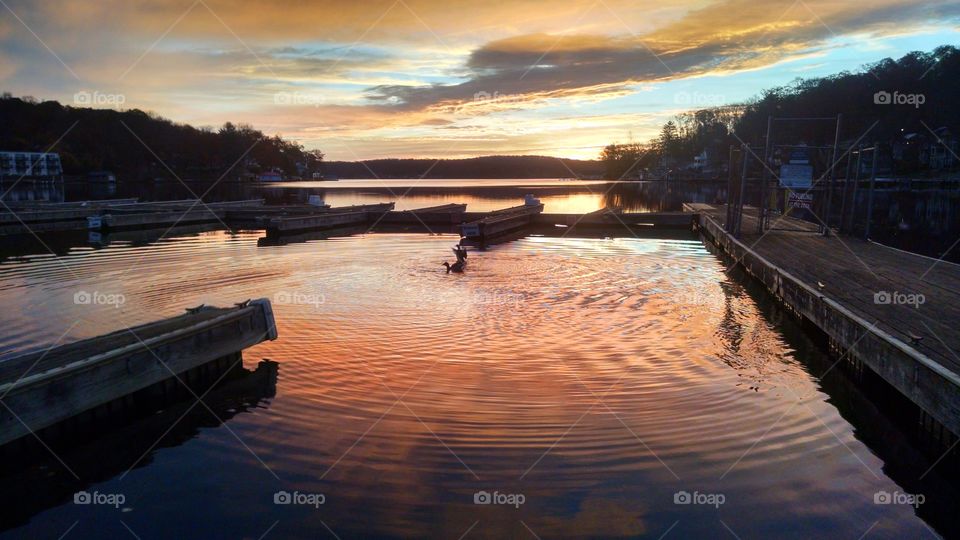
top-left (1, 0), bottom-right (958, 160)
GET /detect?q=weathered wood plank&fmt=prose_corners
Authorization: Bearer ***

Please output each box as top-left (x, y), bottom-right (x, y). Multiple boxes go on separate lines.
top-left (0, 299), bottom-right (278, 447)
top-left (692, 203), bottom-right (960, 438)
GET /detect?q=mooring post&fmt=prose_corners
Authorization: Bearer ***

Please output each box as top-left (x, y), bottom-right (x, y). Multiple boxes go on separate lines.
top-left (864, 144), bottom-right (878, 240)
top-left (848, 145), bottom-right (864, 234)
top-left (821, 114), bottom-right (842, 237)
top-left (736, 144), bottom-right (750, 238)
top-left (757, 116), bottom-right (773, 234)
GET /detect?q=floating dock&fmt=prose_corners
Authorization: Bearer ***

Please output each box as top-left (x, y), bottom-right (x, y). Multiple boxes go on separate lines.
top-left (686, 202), bottom-right (960, 443)
top-left (459, 202), bottom-right (545, 246)
top-left (380, 203), bottom-right (467, 225)
top-left (0, 299), bottom-right (278, 448)
top-left (534, 209), bottom-right (694, 229)
top-left (0, 199), bottom-right (140, 235)
top-left (263, 202), bottom-right (395, 234)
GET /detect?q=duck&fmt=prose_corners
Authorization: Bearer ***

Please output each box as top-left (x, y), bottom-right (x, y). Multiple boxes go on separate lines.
top-left (442, 261), bottom-right (465, 273)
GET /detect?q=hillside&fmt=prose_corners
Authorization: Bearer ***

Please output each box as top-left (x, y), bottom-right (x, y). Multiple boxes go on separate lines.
top-left (322, 156), bottom-right (603, 179)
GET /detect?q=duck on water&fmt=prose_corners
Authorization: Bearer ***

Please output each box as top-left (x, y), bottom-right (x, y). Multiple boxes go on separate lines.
top-left (443, 244), bottom-right (468, 273)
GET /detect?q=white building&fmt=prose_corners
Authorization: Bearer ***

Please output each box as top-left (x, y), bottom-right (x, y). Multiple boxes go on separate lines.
top-left (0, 152), bottom-right (63, 179)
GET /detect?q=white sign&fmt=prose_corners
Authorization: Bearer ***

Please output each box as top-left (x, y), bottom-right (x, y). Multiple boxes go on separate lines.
top-left (788, 192), bottom-right (813, 210)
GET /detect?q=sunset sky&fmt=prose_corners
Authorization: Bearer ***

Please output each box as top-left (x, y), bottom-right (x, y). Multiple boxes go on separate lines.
top-left (1, 0), bottom-right (958, 160)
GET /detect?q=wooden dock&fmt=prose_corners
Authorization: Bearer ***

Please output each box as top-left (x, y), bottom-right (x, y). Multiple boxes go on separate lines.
top-left (0, 299), bottom-right (278, 447)
top-left (534, 209), bottom-right (694, 229)
top-left (263, 202), bottom-right (395, 234)
top-left (380, 203), bottom-right (467, 225)
top-left (686, 202), bottom-right (960, 440)
top-left (0, 199), bottom-right (140, 235)
top-left (460, 202), bottom-right (545, 246)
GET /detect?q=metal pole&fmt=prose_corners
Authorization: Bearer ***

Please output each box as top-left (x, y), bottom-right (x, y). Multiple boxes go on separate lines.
top-left (839, 146), bottom-right (854, 233)
top-left (864, 144), bottom-right (878, 240)
top-left (737, 143), bottom-right (749, 238)
top-left (822, 114), bottom-right (842, 236)
top-left (725, 145), bottom-right (735, 232)
top-left (848, 146), bottom-right (863, 233)
top-left (757, 115), bottom-right (773, 234)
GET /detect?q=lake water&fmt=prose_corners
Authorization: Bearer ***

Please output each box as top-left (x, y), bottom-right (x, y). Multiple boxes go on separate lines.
top-left (0, 181), bottom-right (956, 538)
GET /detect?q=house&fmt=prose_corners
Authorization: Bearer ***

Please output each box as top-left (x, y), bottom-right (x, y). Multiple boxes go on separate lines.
top-left (0, 151), bottom-right (63, 180)
top-left (257, 169), bottom-right (283, 182)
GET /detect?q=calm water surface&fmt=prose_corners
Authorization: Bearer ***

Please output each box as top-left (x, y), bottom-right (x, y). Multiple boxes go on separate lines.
top-left (0, 185), bottom-right (954, 539)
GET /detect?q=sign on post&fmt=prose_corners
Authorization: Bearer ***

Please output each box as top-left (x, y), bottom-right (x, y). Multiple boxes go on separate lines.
top-left (787, 192), bottom-right (813, 210)
top-left (779, 164), bottom-right (813, 189)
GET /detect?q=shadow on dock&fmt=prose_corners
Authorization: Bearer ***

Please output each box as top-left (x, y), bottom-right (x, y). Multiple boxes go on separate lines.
top-left (0, 358), bottom-right (278, 532)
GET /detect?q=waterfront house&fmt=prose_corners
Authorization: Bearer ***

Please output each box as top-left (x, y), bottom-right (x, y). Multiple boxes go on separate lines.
top-left (0, 151), bottom-right (63, 180)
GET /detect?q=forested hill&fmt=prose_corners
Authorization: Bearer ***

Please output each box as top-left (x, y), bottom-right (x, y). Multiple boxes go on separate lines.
top-left (0, 95), bottom-right (322, 180)
top-left (322, 156), bottom-right (603, 179)
top-left (0, 95), bottom-right (601, 180)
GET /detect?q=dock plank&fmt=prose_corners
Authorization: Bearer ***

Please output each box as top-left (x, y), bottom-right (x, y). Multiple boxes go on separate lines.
top-left (693, 203), bottom-right (960, 374)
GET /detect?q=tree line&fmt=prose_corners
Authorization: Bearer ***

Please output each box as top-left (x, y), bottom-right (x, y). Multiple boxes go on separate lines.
top-left (0, 95), bottom-right (323, 181)
top-left (601, 45), bottom-right (960, 179)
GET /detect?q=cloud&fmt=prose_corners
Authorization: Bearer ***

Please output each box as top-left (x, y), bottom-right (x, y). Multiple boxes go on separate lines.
top-left (1, 0), bottom-right (958, 160)
top-left (365, 0), bottom-right (960, 113)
